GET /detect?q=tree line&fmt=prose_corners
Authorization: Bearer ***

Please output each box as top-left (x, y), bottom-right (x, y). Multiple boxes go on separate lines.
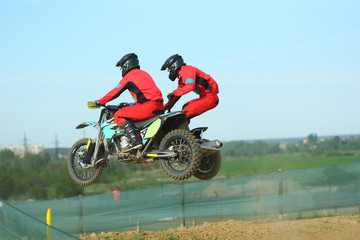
top-left (0, 150), bottom-right (83, 201)
top-left (222, 134), bottom-right (360, 157)
top-left (0, 149), bottom-right (149, 201)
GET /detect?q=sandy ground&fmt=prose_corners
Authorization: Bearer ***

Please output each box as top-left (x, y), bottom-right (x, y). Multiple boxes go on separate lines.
top-left (82, 215), bottom-right (360, 240)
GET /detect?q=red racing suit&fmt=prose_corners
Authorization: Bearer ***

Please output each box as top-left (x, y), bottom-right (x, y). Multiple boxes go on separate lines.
top-left (165, 65), bottom-right (219, 122)
top-left (98, 69), bottom-right (164, 126)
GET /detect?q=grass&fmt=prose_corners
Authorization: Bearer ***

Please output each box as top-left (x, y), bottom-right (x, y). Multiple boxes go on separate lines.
top-left (219, 152), bottom-right (360, 178)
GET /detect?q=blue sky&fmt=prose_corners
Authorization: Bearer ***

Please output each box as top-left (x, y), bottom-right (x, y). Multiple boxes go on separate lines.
top-left (1, 0), bottom-right (359, 148)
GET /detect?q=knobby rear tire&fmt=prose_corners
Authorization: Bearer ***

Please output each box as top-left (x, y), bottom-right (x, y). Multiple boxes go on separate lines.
top-left (159, 129), bottom-right (202, 181)
top-left (67, 138), bottom-right (105, 186)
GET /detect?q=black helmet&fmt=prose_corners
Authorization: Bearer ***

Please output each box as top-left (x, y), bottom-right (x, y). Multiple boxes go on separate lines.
top-left (116, 53), bottom-right (140, 77)
top-left (161, 54), bottom-right (186, 81)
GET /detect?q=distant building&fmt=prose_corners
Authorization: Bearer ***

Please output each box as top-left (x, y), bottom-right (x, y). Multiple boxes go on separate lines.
top-left (279, 142), bottom-right (288, 150)
top-left (4, 144), bottom-right (44, 157)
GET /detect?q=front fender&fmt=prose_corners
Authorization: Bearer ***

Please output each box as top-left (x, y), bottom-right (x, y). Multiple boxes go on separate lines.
top-left (76, 121), bottom-right (98, 129)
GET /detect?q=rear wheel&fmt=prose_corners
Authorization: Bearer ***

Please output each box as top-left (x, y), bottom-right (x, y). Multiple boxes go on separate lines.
top-left (159, 129), bottom-right (202, 180)
top-left (67, 138), bottom-right (106, 186)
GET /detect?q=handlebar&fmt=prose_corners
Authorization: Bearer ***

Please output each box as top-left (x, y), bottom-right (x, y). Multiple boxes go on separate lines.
top-left (87, 101), bottom-right (102, 109)
top-left (87, 101), bottom-right (132, 111)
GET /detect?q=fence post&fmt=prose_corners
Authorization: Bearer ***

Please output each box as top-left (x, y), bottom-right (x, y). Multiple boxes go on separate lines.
top-left (180, 182), bottom-right (185, 227)
top-left (79, 195), bottom-right (86, 237)
top-left (137, 220), bottom-right (140, 233)
top-left (278, 169), bottom-right (284, 219)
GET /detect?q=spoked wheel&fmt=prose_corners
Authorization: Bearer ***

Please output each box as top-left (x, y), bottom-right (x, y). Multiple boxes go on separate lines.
top-left (67, 138), bottom-right (105, 186)
top-left (193, 150), bottom-right (222, 180)
top-left (159, 129), bottom-right (202, 180)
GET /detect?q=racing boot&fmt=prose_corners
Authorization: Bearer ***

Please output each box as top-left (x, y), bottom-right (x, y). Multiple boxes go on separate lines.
top-left (120, 121), bottom-right (142, 153)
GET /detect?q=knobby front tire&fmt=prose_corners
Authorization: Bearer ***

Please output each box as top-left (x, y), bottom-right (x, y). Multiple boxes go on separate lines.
top-left (67, 138), bottom-right (105, 186)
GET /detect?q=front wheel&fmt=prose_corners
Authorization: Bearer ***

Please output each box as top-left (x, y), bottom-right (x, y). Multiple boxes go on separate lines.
top-left (67, 138), bottom-right (105, 186)
top-left (159, 129), bottom-right (202, 180)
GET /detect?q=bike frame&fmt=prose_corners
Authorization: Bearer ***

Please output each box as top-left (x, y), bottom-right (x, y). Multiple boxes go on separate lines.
top-left (76, 102), bottom-right (222, 167)
top-left (75, 107), bottom-right (189, 165)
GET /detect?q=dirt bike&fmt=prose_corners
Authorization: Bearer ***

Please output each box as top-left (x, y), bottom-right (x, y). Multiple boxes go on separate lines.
top-left (67, 101), bottom-right (222, 186)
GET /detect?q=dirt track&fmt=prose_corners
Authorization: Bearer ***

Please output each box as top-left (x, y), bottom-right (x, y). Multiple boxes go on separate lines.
top-left (82, 215), bottom-right (360, 240)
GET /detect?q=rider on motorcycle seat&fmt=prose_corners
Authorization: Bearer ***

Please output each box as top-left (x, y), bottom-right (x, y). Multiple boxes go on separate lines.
top-left (161, 54), bottom-right (219, 124)
top-left (95, 53), bottom-right (164, 153)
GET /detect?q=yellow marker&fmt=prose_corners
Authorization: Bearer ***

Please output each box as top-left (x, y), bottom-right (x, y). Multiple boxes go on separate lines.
top-left (47, 208), bottom-right (52, 240)
top-left (324, 210), bottom-right (327, 216)
top-left (46, 208), bottom-right (51, 225)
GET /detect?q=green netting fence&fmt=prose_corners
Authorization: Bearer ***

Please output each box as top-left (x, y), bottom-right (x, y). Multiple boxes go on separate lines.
top-left (2, 161), bottom-right (360, 238)
top-left (0, 200), bottom-right (79, 240)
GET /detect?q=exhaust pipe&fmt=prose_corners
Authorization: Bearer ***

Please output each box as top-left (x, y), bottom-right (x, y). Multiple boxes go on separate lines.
top-left (200, 140), bottom-right (222, 150)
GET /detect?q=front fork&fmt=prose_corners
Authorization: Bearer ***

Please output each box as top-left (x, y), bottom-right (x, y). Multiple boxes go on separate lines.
top-left (83, 138), bottom-right (95, 164)
top-left (80, 131), bottom-right (108, 169)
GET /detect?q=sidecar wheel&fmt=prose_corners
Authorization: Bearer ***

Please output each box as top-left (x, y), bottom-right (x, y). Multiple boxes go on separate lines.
top-left (159, 129), bottom-right (201, 181)
top-left (193, 149), bottom-right (222, 180)
top-left (67, 138), bottom-right (105, 186)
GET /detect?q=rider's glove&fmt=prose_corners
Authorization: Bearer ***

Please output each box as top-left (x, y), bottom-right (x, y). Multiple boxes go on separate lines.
top-left (165, 92), bottom-right (175, 112)
top-left (167, 92), bottom-right (175, 103)
top-left (94, 100), bottom-right (100, 107)
top-left (119, 102), bottom-right (130, 108)
top-left (167, 92), bottom-right (174, 99)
